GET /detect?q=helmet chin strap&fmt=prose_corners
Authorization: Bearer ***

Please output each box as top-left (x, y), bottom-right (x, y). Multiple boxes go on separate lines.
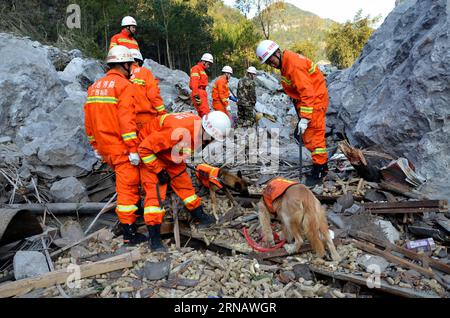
top-left (121, 63), bottom-right (132, 79)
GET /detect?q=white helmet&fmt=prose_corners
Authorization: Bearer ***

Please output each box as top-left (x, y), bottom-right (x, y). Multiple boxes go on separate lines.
top-left (247, 66), bottom-right (257, 74)
top-left (121, 16), bottom-right (137, 27)
top-left (222, 65), bottom-right (233, 74)
top-left (130, 49), bottom-right (143, 62)
top-left (201, 53), bottom-right (214, 64)
top-left (256, 40), bottom-right (279, 64)
top-left (106, 45), bottom-right (134, 64)
top-left (202, 111), bottom-right (231, 142)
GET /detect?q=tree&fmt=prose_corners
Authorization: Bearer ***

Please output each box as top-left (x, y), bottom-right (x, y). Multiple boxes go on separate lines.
top-left (292, 40), bottom-right (320, 61)
top-left (325, 10), bottom-right (379, 68)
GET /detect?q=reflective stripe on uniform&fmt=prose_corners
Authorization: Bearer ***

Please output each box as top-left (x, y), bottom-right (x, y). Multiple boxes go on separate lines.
top-left (200, 71), bottom-right (207, 75)
top-left (221, 98), bottom-right (227, 103)
top-left (122, 132), bottom-right (138, 141)
top-left (86, 96), bottom-right (118, 104)
top-left (117, 205), bottom-right (138, 213)
top-left (117, 38), bottom-right (138, 45)
top-left (142, 154), bottom-right (157, 164)
top-left (155, 105), bottom-right (165, 112)
top-left (181, 148), bottom-right (193, 155)
top-left (159, 114), bottom-right (169, 126)
top-left (144, 206), bottom-right (165, 215)
top-left (312, 148), bottom-right (327, 155)
top-left (300, 106), bottom-right (314, 114)
top-left (183, 195), bottom-right (198, 205)
top-left (191, 73), bottom-right (200, 77)
top-left (281, 76), bottom-right (292, 85)
top-left (132, 78), bottom-right (146, 85)
top-left (308, 63), bottom-right (317, 75)
top-left (87, 135), bottom-right (95, 142)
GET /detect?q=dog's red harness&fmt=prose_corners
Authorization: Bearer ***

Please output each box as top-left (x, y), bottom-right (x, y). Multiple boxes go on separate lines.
top-left (262, 177), bottom-right (300, 214)
top-left (195, 163), bottom-right (223, 189)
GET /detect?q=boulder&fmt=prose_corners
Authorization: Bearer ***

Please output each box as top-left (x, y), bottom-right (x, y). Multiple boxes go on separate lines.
top-left (326, 0), bottom-right (450, 199)
top-left (13, 251), bottom-right (49, 280)
top-left (50, 177), bottom-right (88, 203)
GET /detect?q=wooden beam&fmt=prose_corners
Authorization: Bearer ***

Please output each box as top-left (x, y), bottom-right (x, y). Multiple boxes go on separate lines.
top-left (0, 249), bottom-right (141, 298)
top-left (349, 230), bottom-right (450, 275)
top-left (309, 265), bottom-right (439, 298)
top-left (0, 203), bottom-right (116, 215)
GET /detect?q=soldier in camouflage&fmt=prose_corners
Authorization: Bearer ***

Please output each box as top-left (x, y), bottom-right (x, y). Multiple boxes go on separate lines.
top-left (237, 66), bottom-right (257, 127)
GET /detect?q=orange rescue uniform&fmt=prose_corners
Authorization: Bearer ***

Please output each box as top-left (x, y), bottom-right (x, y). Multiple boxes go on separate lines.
top-left (280, 50), bottom-right (329, 165)
top-left (84, 69), bottom-right (140, 225)
top-left (196, 164), bottom-right (223, 189)
top-left (130, 64), bottom-right (166, 132)
top-left (212, 75), bottom-right (230, 117)
top-left (109, 29), bottom-right (139, 50)
top-left (138, 113), bottom-right (203, 226)
top-left (189, 62), bottom-right (210, 118)
top-left (262, 177), bottom-right (299, 214)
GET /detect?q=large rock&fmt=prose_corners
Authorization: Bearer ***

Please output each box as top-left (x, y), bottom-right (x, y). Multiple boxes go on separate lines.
top-left (13, 251), bottom-right (49, 280)
top-left (50, 177), bottom-right (88, 203)
top-left (0, 33), bottom-right (67, 137)
top-left (327, 0), bottom-right (450, 199)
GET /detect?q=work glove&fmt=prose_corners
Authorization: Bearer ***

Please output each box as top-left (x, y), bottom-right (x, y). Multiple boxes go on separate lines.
top-left (157, 169), bottom-right (170, 185)
top-left (93, 150), bottom-right (103, 161)
top-left (194, 95), bottom-right (201, 106)
top-left (128, 153), bottom-right (140, 166)
top-left (297, 118), bottom-right (310, 135)
top-left (229, 95), bottom-right (238, 103)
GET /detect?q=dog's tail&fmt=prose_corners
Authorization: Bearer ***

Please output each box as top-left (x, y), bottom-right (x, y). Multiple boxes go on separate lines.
top-left (302, 200), bottom-right (326, 258)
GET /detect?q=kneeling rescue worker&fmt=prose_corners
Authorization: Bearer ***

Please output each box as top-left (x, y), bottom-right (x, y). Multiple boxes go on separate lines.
top-left (138, 111), bottom-right (232, 251)
top-left (84, 45), bottom-right (147, 245)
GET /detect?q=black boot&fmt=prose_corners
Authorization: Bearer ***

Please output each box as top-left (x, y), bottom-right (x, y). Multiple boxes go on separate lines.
top-left (305, 163), bottom-right (328, 187)
top-left (121, 223), bottom-right (147, 245)
top-left (147, 224), bottom-right (167, 252)
top-left (190, 205), bottom-right (215, 228)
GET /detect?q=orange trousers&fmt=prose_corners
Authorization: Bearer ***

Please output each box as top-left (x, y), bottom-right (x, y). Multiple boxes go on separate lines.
top-left (103, 154), bottom-right (140, 225)
top-left (140, 163), bottom-right (202, 226)
top-left (302, 103), bottom-right (328, 165)
top-left (192, 89), bottom-right (210, 118)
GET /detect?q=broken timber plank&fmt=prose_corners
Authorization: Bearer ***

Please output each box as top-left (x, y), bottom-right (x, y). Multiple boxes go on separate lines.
top-left (351, 240), bottom-right (435, 278)
top-left (0, 249), bottom-right (141, 298)
top-left (349, 230), bottom-right (450, 275)
top-left (0, 203), bottom-right (116, 215)
top-left (363, 200), bottom-right (448, 214)
top-left (308, 265), bottom-right (439, 298)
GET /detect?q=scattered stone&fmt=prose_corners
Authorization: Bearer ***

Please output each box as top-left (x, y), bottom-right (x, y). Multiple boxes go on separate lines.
top-left (374, 220), bottom-right (400, 243)
top-left (292, 264), bottom-right (314, 281)
top-left (356, 254), bottom-right (390, 273)
top-left (0, 136), bottom-right (12, 144)
top-left (142, 258), bottom-right (171, 281)
top-left (50, 177), bottom-right (88, 203)
top-left (13, 251), bottom-right (49, 280)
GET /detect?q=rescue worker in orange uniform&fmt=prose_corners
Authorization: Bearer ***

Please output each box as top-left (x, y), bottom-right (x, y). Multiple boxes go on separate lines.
top-left (84, 45), bottom-right (146, 245)
top-left (109, 16), bottom-right (140, 50)
top-left (129, 49), bottom-right (167, 132)
top-left (256, 40), bottom-right (329, 186)
top-left (190, 53), bottom-right (213, 118)
top-left (262, 177), bottom-right (299, 214)
top-left (212, 65), bottom-right (234, 119)
top-left (138, 111), bottom-right (231, 251)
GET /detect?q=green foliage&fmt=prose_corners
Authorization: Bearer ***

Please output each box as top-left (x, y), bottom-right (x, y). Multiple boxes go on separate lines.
top-left (292, 40), bottom-right (320, 61)
top-left (325, 10), bottom-right (379, 68)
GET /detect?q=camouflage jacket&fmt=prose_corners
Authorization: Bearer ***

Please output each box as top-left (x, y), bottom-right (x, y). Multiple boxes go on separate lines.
top-left (237, 75), bottom-right (256, 106)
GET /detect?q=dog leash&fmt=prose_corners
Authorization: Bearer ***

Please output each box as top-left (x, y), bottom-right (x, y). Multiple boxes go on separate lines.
top-left (242, 227), bottom-right (286, 252)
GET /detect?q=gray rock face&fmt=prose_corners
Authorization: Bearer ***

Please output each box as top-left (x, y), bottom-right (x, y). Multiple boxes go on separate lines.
top-left (50, 177), bottom-right (88, 203)
top-left (0, 33), bottom-right (67, 137)
top-left (327, 0), bottom-right (450, 199)
top-left (13, 251), bottom-right (49, 280)
top-left (0, 34), bottom-right (100, 180)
